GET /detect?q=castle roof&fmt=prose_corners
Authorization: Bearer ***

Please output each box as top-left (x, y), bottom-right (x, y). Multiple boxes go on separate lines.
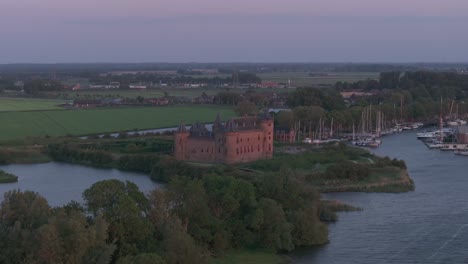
top-left (189, 121), bottom-right (211, 137)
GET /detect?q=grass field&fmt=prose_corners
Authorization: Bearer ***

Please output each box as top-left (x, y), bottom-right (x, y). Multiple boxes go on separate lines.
top-left (0, 98), bottom-right (67, 112)
top-left (45, 88), bottom-right (221, 100)
top-left (0, 105), bottom-right (235, 141)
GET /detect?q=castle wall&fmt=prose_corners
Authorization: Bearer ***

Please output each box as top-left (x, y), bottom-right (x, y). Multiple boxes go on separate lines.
top-left (174, 132), bottom-right (189, 160)
top-left (224, 130), bottom-right (266, 164)
top-left (174, 116), bottom-right (274, 164)
top-left (185, 137), bottom-right (217, 163)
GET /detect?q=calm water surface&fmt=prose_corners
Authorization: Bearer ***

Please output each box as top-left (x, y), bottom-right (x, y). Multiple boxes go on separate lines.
top-left (293, 130), bottom-right (468, 264)
top-left (0, 162), bottom-right (159, 206)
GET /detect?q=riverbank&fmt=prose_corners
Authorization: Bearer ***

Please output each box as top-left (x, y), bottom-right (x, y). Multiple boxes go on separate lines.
top-left (316, 167), bottom-right (415, 193)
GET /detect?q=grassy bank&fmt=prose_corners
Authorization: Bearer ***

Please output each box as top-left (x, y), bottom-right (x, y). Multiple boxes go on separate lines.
top-left (0, 146), bottom-right (51, 164)
top-left (312, 167), bottom-right (415, 193)
top-left (247, 143), bottom-right (414, 194)
top-left (0, 170), bottom-right (18, 183)
top-left (319, 200), bottom-right (362, 222)
top-left (0, 105), bottom-right (234, 141)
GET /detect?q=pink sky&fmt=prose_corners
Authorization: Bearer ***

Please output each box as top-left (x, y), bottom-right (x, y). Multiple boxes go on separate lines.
top-left (1, 0), bottom-right (468, 63)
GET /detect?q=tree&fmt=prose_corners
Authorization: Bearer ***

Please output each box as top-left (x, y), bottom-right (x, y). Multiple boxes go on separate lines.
top-left (234, 100), bottom-right (257, 116)
top-left (0, 190), bottom-right (114, 264)
top-left (162, 217), bottom-right (206, 264)
top-left (117, 253), bottom-right (165, 264)
top-left (83, 180), bottom-right (154, 257)
top-left (275, 111), bottom-right (294, 128)
top-left (255, 198), bottom-right (294, 252)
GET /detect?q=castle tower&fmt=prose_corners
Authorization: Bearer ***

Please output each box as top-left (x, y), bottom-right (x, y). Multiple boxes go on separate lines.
top-left (259, 111), bottom-right (274, 159)
top-left (174, 123), bottom-right (190, 160)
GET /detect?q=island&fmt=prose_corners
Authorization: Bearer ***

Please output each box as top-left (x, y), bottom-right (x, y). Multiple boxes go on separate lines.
top-left (0, 170), bottom-right (18, 183)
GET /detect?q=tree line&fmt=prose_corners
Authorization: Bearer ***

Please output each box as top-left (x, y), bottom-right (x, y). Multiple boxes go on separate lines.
top-left (0, 163), bottom-right (328, 263)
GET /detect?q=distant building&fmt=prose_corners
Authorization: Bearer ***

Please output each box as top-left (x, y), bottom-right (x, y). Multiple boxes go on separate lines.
top-left (340, 91), bottom-right (373, 99)
top-left (14, 81), bottom-right (24, 89)
top-left (89, 82), bottom-right (120, 89)
top-left (129, 85), bottom-right (147, 89)
top-left (174, 113), bottom-right (274, 164)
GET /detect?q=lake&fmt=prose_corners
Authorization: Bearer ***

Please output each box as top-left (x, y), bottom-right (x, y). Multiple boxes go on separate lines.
top-left (292, 130), bottom-right (468, 263)
top-left (0, 162), bottom-right (159, 206)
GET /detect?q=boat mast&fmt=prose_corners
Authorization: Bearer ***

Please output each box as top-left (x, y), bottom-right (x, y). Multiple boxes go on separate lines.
top-left (440, 97), bottom-right (443, 142)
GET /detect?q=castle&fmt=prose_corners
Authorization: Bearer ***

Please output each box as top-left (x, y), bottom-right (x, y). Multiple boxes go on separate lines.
top-left (174, 113), bottom-right (274, 164)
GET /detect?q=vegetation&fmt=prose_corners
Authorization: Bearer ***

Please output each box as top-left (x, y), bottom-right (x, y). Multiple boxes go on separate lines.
top-left (211, 249), bottom-right (287, 264)
top-left (246, 143), bottom-right (413, 193)
top-left (0, 105), bottom-right (234, 141)
top-left (0, 168), bottom-right (327, 263)
top-left (0, 170), bottom-right (18, 183)
top-left (319, 200), bottom-right (362, 222)
top-left (0, 98), bottom-right (67, 112)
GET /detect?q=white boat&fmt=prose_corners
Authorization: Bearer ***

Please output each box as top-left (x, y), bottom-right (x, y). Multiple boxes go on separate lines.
top-left (455, 150), bottom-right (468, 156)
top-left (417, 131), bottom-right (439, 139)
top-left (428, 143), bottom-right (444, 149)
top-left (447, 119), bottom-right (467, 126)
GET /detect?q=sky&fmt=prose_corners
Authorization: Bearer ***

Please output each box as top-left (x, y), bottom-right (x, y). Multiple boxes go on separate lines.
top-left (1, 0), bottom-right (468, 63)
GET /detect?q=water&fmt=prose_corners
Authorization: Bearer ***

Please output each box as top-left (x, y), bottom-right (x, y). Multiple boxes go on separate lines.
top-left (292, 130), bottom-right (468, 263)
top-left (0, 162), bottom-right (159, 206)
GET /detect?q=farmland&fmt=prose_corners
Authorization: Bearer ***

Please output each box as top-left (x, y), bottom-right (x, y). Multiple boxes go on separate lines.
top-left (0, 105), bottom-right (234, 141)
top-left (42, 86), bottom-right (294, 100)
top-left (0, 98), bottom-right (67, 112)
top-left (257, 72), bottom-right (379, 87)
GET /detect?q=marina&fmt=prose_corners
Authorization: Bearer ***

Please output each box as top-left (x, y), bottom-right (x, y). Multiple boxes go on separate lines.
top-left (292, 129), bottom-right (468, 263)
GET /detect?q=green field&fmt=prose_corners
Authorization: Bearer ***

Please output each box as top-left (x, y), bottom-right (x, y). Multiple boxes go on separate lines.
top-left (44, 88), bottom-right (223, 100)
top-left (258, 72), bottom-right (378, 87)
top-left (0, 98), bottom-right (67, 112)
top-left (0, 105), bottom-right (235, 141)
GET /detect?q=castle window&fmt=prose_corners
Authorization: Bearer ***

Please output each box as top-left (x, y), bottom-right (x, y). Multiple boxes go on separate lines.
top-left (269, 145), bottom-right (271, 151)
top-left (258, 135), bottom-right (260, 140)
top-left (240, 138), bottom-right (243, 142)
top-left (258, 145), bottom-right (260, 151)
top-left (236, 148), bottom-right (239, 155)
top-left (219, 148), bottom-right (221, 153)
top-left (248, 138), bottom-right (250, 142)
top-left (201, 149), bottom-right (203, 153)
top-left (269, 136), bottom-right (271, 140)
top-left (237, 137), bottom-right (239, 143)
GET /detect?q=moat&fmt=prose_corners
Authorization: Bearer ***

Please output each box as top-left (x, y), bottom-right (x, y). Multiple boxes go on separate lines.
top-left (292, 130), bottom-right (468, 263)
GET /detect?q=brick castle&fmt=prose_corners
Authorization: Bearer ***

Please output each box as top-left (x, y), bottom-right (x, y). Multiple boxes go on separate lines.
top-left (174, 113), bottom-right (274, 164)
